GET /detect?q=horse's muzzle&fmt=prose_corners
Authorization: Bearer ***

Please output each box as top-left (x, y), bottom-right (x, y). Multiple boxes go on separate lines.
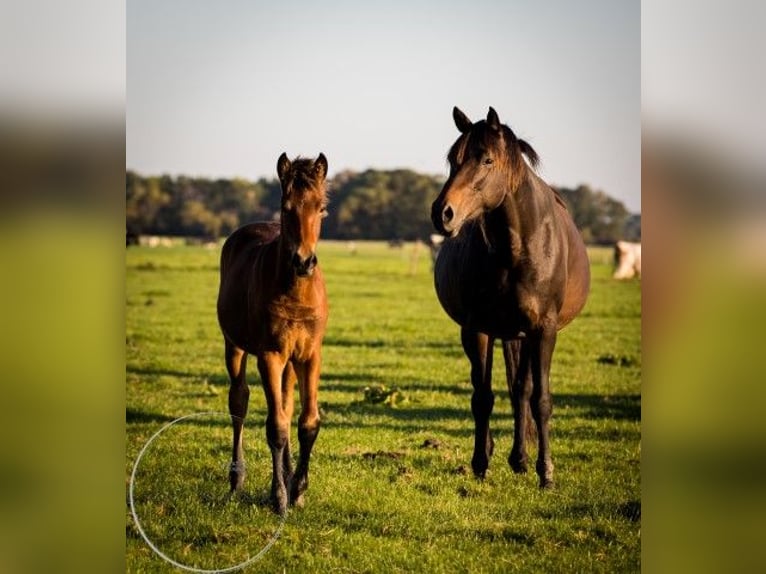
top-left (431, 200), bottom-right (454, 237)
top-left (292, 252), bottom-right (318, 277)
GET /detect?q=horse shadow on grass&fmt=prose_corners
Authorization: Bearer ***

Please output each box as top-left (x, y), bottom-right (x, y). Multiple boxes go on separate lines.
top-left (127, 365), bottom-right (231, 386)
top-left (319, 391), bottom-right (639, 443)
top-left (197, 486), bottom-right (273, 511)
top-left (555, 393), bottom-right (641, 422)
top-left (125, 407), bottom-right (235, 429)
top-left (323, 336), bottom-right (464, 355)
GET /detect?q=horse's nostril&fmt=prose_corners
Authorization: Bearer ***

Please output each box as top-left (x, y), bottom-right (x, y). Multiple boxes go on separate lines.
top-left (442, 205), bottom-right (454, 224)
top-left (293, 252), bottom-right (317, 274)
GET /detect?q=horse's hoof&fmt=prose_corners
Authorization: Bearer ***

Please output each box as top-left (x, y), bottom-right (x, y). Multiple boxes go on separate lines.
top-left (539, 478), bottom-right (555, 489)
top-left (509, 457), bottom-right (528, 474)
top-left (472, 467), bottom-right (487, 480)
top-left (271, 488), bottom-right (289, 516)
top-left (229, 461), bottom-right (246, 491)
top-left (289, 476), bottom-right (307, 507)
top-left (471, 455), bottom-right (489, 479)
top-left (272, 498), bottom-right (288, 516)
top-left (291, 493), bottom-right (305, 509)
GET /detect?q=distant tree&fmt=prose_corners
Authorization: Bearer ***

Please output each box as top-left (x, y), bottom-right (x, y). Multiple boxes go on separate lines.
top-left (622, 213), bottom-right (641, 242)
top-left (126, 169), bottom-right (634, 243)
top-left (556, 184), bottom-right (630, 245)
top-left (324, 169), bottom-right (442, 240)
top-left (126, 171), bottom-right (171, 234)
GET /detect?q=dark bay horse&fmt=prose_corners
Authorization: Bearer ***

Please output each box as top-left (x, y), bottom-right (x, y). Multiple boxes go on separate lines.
top-left (431, 107), bottom-right (590, 488)
top-left (217, 153), bottom-right (329, 514)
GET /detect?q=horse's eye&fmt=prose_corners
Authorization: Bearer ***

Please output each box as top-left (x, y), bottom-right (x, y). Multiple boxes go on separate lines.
top-left (483, 157), bottom-right (494, 166)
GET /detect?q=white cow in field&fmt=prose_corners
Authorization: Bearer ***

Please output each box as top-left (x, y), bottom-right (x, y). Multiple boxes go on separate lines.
top-left (613, 241), bottom-right (641, 279)
top-left (429, 234), bottom-right (445, 264)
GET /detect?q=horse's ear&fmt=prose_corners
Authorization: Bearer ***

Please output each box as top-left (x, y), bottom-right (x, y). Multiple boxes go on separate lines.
top-left (486, 107), bottom-right (501, 130)
top-left (314, 153), bottom-right (328, 180)
top-left (453, 107), bottom-right (473, 133)
top-left (277, 152), bottom-right (291, 183)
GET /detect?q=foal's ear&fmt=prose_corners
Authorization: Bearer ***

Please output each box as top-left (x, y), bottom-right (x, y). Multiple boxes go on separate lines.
top-left (277, 152), bottom-right (291, 182)
top-left (486, 107), bottom-right (501, 130)
top-left (314, 153), bottom-right (328, 180)
top-left (453, 107), bottom-right (473, 133)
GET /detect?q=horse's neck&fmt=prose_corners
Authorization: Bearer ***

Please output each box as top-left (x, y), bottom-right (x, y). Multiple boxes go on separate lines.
top-left (485, 169), bottom-right (548, 258)
top-left (270, 237), bottom-right (298, 292)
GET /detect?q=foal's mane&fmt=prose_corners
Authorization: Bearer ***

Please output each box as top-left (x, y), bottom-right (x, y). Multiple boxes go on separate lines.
top-left (447, 121), bottom-right (540, 193)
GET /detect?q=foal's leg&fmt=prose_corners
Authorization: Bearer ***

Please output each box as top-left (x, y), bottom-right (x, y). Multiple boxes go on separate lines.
top-left (281, 362), bottom-right (297, 485)
top-left (461, 328), bottom-right (495, 479)
top-left (530, 325), bottom-right (557, 488)
top-left (290, 354), bottom-right (321, 507)
top-left (257, 352), bottom-right (290, 515)
top-left (503, 339), bottom-right (533, 474)
top-left (225, 340), bottom-right (249, 491)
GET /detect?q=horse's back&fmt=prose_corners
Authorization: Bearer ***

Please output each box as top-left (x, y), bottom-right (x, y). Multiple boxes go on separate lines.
top-left (555, 201), bottom-right (590, 329)
top-left (220, 222), bottom-right (280, 275)
top-left (218, 222), bottom-right (280, 346)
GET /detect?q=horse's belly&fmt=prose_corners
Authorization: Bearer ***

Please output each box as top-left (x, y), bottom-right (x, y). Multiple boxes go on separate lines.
top-left (434, 248), bottom-right (527, 338)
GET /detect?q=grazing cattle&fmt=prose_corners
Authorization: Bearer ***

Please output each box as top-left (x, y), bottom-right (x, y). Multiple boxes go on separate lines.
top-left (613, 241), bottom-right (641, 279)
top-left (429, 233), bottom-right (445, 266)
top-left (431, 107), bottom-right (590, 488)
top-left (217, 153), bottom-right (329, 515)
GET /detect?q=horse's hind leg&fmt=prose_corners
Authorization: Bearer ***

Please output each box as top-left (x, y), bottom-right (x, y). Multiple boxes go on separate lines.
top-left (461, 328), bottom-right (495, 479)
top-left (530, 325), bottom-right (557, 488)
top-left (503, 339), bottom-right (533, 474)
top-left (290, 355), bottom-right (321, 507)
top-left (225, 340), bottom-right (249, 491)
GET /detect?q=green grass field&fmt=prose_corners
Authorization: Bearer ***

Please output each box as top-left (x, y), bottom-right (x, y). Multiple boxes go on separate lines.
top-left (126, 241), bottom-right (640, 573)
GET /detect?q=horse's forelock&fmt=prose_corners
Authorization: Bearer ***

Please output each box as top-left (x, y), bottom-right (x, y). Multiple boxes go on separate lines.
top-left (281, 158), bottom-right (327, 209)
top-left (448, 122), bottom-right (537, 192)
top-left (448, 134), bottom-right (469, 166)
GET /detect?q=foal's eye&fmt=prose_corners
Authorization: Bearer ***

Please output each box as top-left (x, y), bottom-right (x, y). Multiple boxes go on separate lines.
top-left (483, 157), bottom-right (494, 166)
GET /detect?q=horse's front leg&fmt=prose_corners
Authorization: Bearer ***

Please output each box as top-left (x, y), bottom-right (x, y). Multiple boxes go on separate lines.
top-left (257, 352), bottom-right (290, 515)
top-left (290, 353), bottom-right (321, 507)
top-left (225, 340), bottom-right (249, 491)
top-left (530, 323), bottom-right (557, 488)
top-left (461, 328), bottom-right (495, 479)
top-left (281, 362), bottom-right (297, 488)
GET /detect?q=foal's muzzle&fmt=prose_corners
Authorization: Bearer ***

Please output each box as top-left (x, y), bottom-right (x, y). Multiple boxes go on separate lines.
top-left (292, 252), bottom-right (318, 277)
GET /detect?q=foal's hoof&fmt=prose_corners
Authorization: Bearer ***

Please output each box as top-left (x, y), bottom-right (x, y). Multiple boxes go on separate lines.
top-left (291, 493), bottom-right (305, 509)
top-left (271, 493), bottom-right (289, 516)
top-left (229, 461), bottom-right (246, 491)
top-left (289, 477), bottom-right (307, 508)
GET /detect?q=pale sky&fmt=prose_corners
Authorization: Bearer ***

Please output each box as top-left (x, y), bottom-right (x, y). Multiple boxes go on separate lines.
top-left (127, 0), bottom-right (640, 213)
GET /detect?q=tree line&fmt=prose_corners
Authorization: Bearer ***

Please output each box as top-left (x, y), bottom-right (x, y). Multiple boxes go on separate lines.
top-left (126, 169), bottom-right (639, 244)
